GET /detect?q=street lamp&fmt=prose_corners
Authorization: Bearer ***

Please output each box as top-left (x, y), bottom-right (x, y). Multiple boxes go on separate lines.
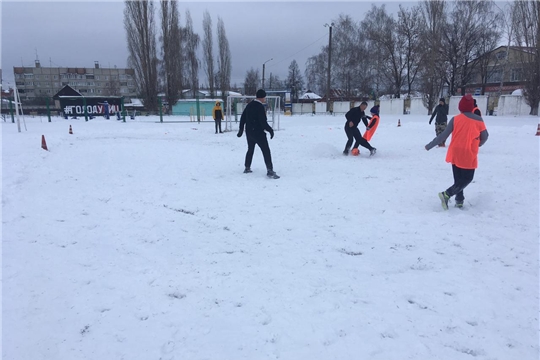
top-left (262, 58), bottom-right (273, 89)
top-left (324, 23), bottom-right (334, 112)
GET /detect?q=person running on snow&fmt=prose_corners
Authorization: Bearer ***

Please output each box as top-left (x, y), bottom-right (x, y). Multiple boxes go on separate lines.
top-left (237, 89), bottom-right (279, 179)
top-left (429, 98), bottom-right (449, 147)
top-left (363, 105), bottom-right (380, 141)
top-left (212, 101), bottom-right (224, 134)
top-left (343, 101), bottom-right (376, 156)
top-left (425, 94), bottom-right (489, 210)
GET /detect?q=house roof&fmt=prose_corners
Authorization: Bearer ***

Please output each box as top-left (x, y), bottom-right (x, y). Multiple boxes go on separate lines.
top-left (52, 85), bottom-right (82, 99)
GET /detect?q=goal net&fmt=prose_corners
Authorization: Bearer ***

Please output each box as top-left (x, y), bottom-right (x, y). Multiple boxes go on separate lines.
top-left (225, 95), bottom-right (281, 132)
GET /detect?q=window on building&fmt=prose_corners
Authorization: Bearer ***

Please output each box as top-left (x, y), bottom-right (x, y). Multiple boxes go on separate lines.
top-left (86, 75), bottom-right (94, 79)
top-left (495, 51), bottom-right (507, 60)
top-left (511, 68), bottom-right (522, 82)
top-left (54, 75), bottom-right (58, 80)
top-left (24, 74), bottom-right (34, 79)
top-left (96, 76), bottom-right (100, 80)
top-left (487, 69), bottom-right (502, 83)
top-left (120, 75), bottom-right (126, 80)
top-left (35, 75), bottom-right (40, 80)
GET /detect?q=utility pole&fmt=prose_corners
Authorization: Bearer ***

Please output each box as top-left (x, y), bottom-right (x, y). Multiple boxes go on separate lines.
top-left (262, 58), bottom-right (272, 89)
top-left (325, 23), bottom-right (334, 112)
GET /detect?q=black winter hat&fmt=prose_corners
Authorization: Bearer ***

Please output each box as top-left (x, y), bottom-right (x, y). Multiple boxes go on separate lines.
top-left (439, 98), bottom-right (445, 103)
top-left (256, 89), bottom-right (267, 98)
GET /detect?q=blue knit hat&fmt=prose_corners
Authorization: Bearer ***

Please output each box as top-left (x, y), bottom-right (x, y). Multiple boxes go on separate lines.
top-left (370, 105), bottom-right (379, 115)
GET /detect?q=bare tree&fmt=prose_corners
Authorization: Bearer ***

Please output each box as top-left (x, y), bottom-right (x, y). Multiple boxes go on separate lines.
top-left (305, 52), bottom-right (328, 95)
top-left (217, 16), bottom-right (231, 101)
top-left (124, 0), bottom-right (159, 111)
top-left (397, 4), bottom-right (424, 97)
top-left (331, 14), bottom-right (362, 96)
top-left (184, 10), bottom-right (200, 97)
top-left (267, 73), bottom-right (284, 91)
top-left (362, 5), bottom-right (407, 98)
top-left (202, 10), bottom-right (215, 97)
top-left (105, 76), bottom-right (120, 96)
top-left (244, 68), bottom-right (259, 95)
top-left (441, 1), bottom-right (498, 96)
top-left (159, 0), bottom-right (182, 113)
top-left (286, 60), bottom-right (304, 101)
top-left (419, 0), bottom-right (447, 114)
top-left (473, 4), bottom-right (503, 95)
top-left (512, 0), bottom-right (540, 115)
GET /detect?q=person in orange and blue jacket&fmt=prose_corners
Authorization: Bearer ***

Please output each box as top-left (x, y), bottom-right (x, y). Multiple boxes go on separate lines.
top-left (425, 94), bottom-right (489, 210)
top-left (363, 105), bottom-right (380, 142)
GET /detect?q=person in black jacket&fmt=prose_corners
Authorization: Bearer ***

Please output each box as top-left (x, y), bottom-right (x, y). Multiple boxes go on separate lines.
top-left (343, 101), bottom-right (377, 156)
top-left (237, 89), bottom-right (279, 179)
top-left (429, 98), bottom-right (449, 147)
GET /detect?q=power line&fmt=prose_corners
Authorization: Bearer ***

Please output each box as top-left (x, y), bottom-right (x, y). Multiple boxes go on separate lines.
top-left (267, 31), bottom-right (328, 69)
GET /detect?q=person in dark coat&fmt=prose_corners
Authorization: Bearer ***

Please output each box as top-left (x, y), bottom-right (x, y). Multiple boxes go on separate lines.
top-left (343, 101), bottom-right (377, 156)
top-left (212, 101), bottom-right (224, 134)
top-left (237, 89), bottom-right (279, 179)
top-left (429, 98), bottom-right (449, 147)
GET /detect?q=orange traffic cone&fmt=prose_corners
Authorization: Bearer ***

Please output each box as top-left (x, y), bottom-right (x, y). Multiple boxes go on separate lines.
top-left (397, 119), bottom-right (401, 127)
top-left (41, 135), bottom-right (48, 151)
top-left (69, 125), bottom-right (73, 135)
top-left (536, 123), bottom-right (540, 136)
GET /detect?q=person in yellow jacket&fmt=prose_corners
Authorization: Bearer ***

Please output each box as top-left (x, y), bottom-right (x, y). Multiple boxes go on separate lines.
top-left (425, 94), bottom-right (489, 210)
top-left (212, 101), bottom-right (224, 134)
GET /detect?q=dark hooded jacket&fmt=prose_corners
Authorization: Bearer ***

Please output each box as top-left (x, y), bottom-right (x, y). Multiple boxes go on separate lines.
top-left (345, 106), bottom-right (370, 128)
top-left (430, 101), bottom-right (449, 124)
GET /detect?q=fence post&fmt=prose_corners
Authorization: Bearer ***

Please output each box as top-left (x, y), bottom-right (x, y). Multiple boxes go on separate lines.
top-left (159, 98), bottom-right (163, 123)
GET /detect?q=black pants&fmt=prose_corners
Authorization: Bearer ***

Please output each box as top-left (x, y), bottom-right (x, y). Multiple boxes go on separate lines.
top-left (215, 119), bottom-right (222, 133)
top-left (445, 165), bottom-right (475, 202)
top-left (245, 132), bottom-right (273, 171)
top-left (344, 125), bottom-right (373, 151)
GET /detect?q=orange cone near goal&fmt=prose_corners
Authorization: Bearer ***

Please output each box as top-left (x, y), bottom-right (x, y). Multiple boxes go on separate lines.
top-left (397, 119), bottom-right (401, 127)
top-left (41, 135), bottom-right (48, 151)
top-left (536, 123), bottom-right (540, 136)
top-left (69, 125), bottom-right (73, 134)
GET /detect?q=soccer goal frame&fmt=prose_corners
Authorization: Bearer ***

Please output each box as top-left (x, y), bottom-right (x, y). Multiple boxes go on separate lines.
top-left (225, 95), bottom-right (281, 132)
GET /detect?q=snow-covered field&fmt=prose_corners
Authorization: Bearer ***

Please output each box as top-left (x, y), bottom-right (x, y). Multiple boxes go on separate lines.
top-left (2, 111), bottom-right (539, 360)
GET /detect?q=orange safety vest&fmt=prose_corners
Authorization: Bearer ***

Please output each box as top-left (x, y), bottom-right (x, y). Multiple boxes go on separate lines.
top-left (445, 113), bottom-right (486, 169)
top-left (363, 114), bottom-right (379, 141)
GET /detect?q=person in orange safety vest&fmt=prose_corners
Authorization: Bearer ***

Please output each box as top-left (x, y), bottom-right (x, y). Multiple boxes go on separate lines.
top-left (363, 105), bottom-right (380, 142)
top-left (425, 94), bottom-right (489, 210)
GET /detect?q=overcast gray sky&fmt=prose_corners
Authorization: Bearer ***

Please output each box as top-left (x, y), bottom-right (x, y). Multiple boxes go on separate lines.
top-left (1, 0), bottom-right (408, 89)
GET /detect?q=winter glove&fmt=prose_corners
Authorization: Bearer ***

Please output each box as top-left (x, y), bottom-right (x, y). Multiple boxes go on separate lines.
top-left (237, 130), bottom-right (243, 138)
top-left (269, 128), bottom-right (274, 139)
top-left (429, 119), bottom-right (433, 125)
